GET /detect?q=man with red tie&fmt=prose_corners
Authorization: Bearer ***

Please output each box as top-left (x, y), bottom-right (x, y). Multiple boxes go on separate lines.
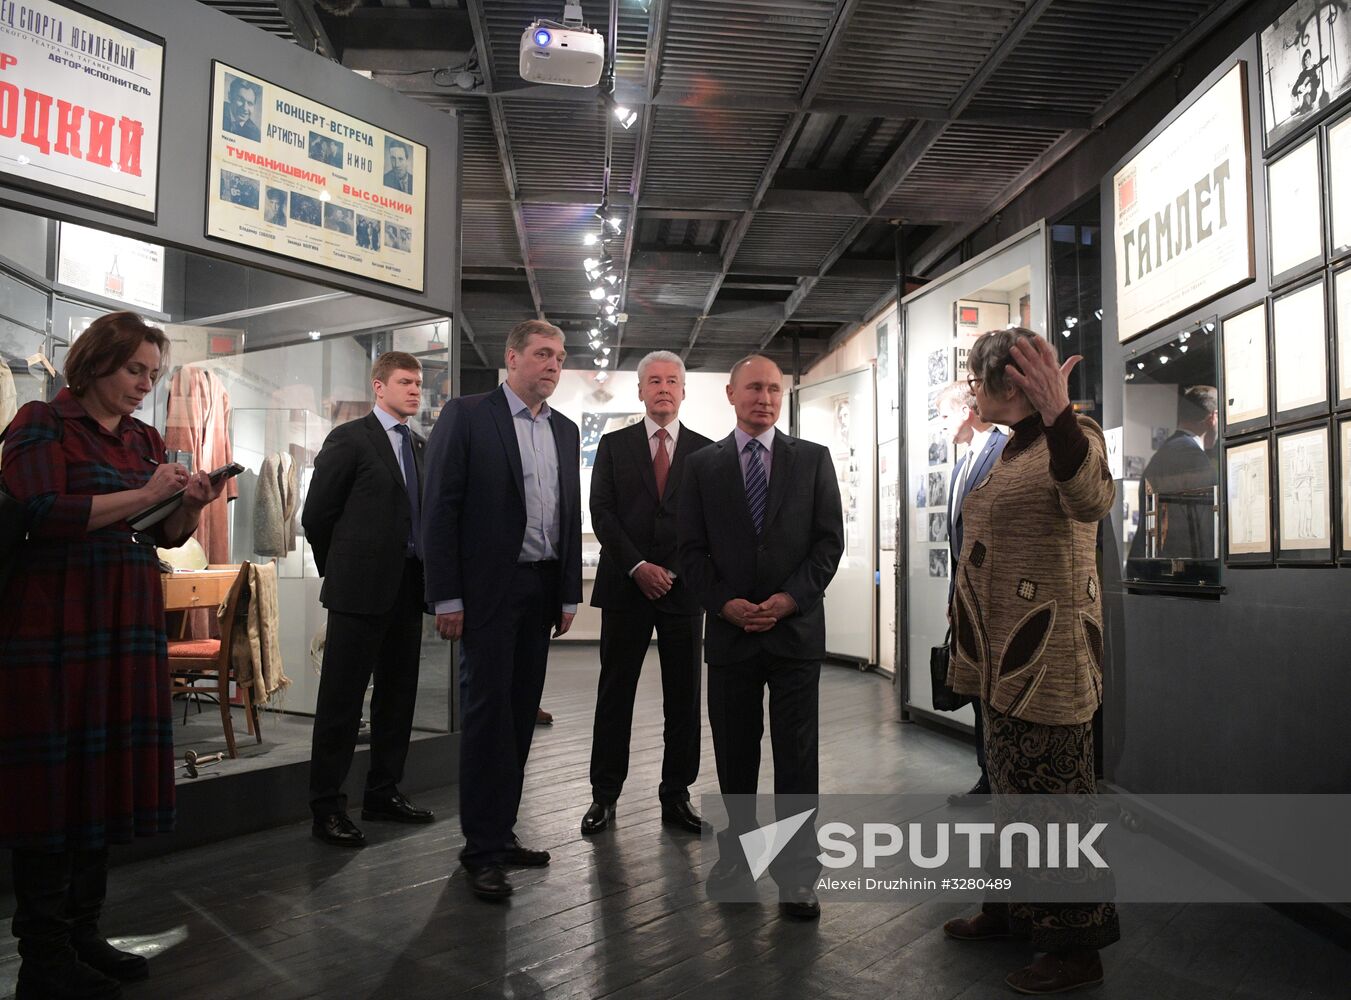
top-left (582, 352), bottom-right (713, 835)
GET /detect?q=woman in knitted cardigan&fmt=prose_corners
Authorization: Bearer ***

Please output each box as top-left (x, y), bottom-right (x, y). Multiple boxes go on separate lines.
top-left (942, 328), bottom-right (1119, 996)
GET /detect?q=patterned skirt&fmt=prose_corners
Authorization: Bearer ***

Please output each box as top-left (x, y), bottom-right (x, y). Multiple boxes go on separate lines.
top-left (980, 701), bottom-right (1121, 952)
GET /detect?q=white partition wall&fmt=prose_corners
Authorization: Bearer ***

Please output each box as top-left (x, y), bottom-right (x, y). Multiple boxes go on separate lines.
top-left (795, 367), bottom-right (878, 664)
top-left (901, 224), bottom-right (1048, 721)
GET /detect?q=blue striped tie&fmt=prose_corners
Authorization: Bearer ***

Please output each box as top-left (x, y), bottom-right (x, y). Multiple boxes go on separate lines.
top-left (744, 439), bottom-right (768, 535)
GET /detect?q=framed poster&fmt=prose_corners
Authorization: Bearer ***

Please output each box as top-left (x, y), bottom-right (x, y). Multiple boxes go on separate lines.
top-left (1224, 435), bottom-right (1274, 565)
top-left (0, 0), bottom-right (163, 219)
top-left (1221, 301), bottom-right (1270, 434)
top-left (205, 61), bottom-right (427, 292)
top-left (56, 223), bottom-right (164, 313)
top-left (1266, 135), bottom-right (1325, 286)
top-left (1335, 264), bottom-right (1351, 408)
top-left (1271, 277), bottom-right (1329, 423)
top-left (1329, 108), bottom-right (1351, 259)
top-left (1260, 0), bottom-right (1351, 151)
top-left (1338, 416), bottom-right (1351, 562)
top-left (1276, 421), bottom-right (1333, 562)
top-left (1114, 63), bottom-right (1254, 343)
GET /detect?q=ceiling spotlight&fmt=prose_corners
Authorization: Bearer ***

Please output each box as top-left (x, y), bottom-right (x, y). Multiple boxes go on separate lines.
top-left (1179, 344), bottom-right (1189, 353)
top-left (614, 105), bottom-right (637, 129)
top-left (1094, 308), bottom-right (1104, 321)
top-left (1061, 329), bottom-right (1071, 338)
top-left (1159, 355), bottom-right (1170, 364)
top-left (593, 356), bottom-right (609, 368)
top-left (583, 257), bottom-right (600, 272)
top-left (308, 330), bottom-right (322, 341)
top-left (601, 346), bottom-right (611, 356)
top-left (595, 370), bottom-right (610, 383)
top-left (1136, 361), bottom-right (1145, 370)
top-left (589, 286), bottom-right (606, 300)
top-left (1065, 316), bottom-right (1078, 328)
top-left (583, 232), bottom-right (599, 246)
top-left (589, 339), bottom-right (603, 351)
top-left (1201, 321), bottom-right (1216, 334)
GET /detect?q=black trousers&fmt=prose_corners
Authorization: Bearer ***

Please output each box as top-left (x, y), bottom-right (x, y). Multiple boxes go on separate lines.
top-left (309, 558), bottom-right (424, 817)
top-left (589, 604), bottom-right (702, 806)
top-left (707, 653), bottom-right (820, 883)
top-left (458, 562), bottom-right (556, 868)
top-left (973, 697), bottom-right (988, 780)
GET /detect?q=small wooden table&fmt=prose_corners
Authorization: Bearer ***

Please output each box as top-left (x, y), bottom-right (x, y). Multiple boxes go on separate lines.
top-left (162, 565), bottom-right (241, 611)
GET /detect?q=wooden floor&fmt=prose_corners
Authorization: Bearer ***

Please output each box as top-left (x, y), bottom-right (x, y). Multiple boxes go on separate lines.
top-left (2, 646), bottom-right (1348, 999)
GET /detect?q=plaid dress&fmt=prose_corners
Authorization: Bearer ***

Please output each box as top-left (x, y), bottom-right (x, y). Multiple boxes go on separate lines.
top-left (0, 389), bottom-right (176, 850)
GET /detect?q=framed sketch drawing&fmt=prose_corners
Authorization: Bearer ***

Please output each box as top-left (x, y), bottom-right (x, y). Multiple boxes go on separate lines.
top-left (1329, 108), bottom-right (1351, 259)
top-left (1275, 421), bottom-right (1333, 562)
top-left (1221, 302), bottom-right (1270, 433)
top-left (1224, 436), bottom-right (1274, 564)
top-left (1260, 0), bottom-right (1351, 151)
top-left (1338, 416), bottom-right (1351, 563)
top-left (1267, 135), bottom-right (1325, 285)
top-left (1272, 278), bottom-right (1330, 423)
top-left (1335, 264), bottom-right (1351, 408)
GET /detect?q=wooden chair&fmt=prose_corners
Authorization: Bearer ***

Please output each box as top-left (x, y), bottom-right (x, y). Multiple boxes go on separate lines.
top-left (167, 561), bottom-right (260, 758)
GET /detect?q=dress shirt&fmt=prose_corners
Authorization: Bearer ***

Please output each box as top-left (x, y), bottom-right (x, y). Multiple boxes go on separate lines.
top-left (629, 418), bottom-right (681, 577)
top-left (373, 405), bottom-right (413, 482)
top-left (732, 426), bottom-right (776, 487)
top-left (435, 382), bottom-right (575, 616)
top-left (960, 428), bottom-right (993, 500)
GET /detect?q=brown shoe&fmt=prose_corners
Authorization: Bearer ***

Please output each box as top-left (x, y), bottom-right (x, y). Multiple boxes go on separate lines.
top-left (536, 708), bottom-right (553, 725)
top-left (1005, 950), bottom-right (1103, 995)
top-left (943, 910), bottom-right (1012, 940)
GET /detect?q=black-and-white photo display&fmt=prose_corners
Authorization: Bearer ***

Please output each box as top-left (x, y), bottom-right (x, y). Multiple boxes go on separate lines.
top-left (1261, 0), bottom-right (1351, 148)
top-left (927, 548), bottom-right (949, 578)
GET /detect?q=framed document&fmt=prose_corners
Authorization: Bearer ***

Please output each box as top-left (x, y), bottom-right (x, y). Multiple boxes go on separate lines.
top-left (1259, 0), bottom-right (1351, 152)
top-left (1266, 135), bottom-right (1325, 286)
top-left (1221, 302), bottom-right (1270, 434)
top-left (1224, 435), bottom-right (1273, 565)
top-left (1329, 109), bottom-right (1351, 260)
top-left (1272, 278), bottom-right (1329, 423)
top-left (1339, 416), bottom-right (1351, 563)
top-left (1335, 264), bottom-right (1351, 409)
top-left (1275, 421), bottom-right (1333, 563)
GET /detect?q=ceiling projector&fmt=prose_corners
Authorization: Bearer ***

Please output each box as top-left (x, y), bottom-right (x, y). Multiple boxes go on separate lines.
top-left (520, 6), bottom-right (604, 88)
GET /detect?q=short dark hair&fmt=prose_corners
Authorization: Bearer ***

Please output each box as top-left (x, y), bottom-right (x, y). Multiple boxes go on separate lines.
top-left (228, 76), bottom-right (258, 102)
top-left (371, 351), bottom-right (421, 384)
top-left (64, 312), bottom-right (169, 396)
top-left (967, 327), bottom-right (1053, 397)
top-left (1178, 385), bottom-right (1218, 426)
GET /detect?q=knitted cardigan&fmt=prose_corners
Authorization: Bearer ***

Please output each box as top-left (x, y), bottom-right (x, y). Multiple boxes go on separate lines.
top-left (947, 409), bottom-right (1114, 726)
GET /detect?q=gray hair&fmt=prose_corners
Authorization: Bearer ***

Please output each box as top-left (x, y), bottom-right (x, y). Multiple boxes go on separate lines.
top-left (637, 350), bottom-right (685, 382)
top-left (504, 319), bottom-right (564, 361)
top-left (967, 327), bottom-right (1053, 397)
top-left (729, 353), bottom-right (781, 384)
top-left (934, 380), bottom-right (976, 412)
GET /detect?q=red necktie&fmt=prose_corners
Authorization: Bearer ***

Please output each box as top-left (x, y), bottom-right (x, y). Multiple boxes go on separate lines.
top-left (653, 427), bottom-right (670, 496)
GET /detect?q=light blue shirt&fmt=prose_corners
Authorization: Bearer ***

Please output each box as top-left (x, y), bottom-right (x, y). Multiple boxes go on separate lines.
top-left (372, 405), bottom-right (412, 484)
top-left (435, 382), bottom-right (576, 616)
top-left (733, 426), bottom-right (775, 488)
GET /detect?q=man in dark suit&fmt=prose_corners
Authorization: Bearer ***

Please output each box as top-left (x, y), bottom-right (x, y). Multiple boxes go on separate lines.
top-left (302, 351), bottom-right (434, 847)
top-left (221, 76), bottom-right (261, 142)
top-left (384, 142), bottom-right (414, 194)
top-left (422, 320), bottom-right (582, 901)
top-left (679, 354), bottom-right (844, 921)
top-left (935, 381), bottom-right (1007, 802)
top-left (1129, 385), bottom-right (1219, 562)
top-left (582, 351), bottom-right (713, 837)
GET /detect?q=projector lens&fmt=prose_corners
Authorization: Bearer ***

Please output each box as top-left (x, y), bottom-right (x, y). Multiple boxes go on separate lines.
top-left (534, 28), bottom-right (551, 47)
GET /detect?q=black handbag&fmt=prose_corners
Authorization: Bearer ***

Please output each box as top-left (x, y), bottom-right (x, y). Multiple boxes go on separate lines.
top-left (929, 628), bottom-right (967, 712)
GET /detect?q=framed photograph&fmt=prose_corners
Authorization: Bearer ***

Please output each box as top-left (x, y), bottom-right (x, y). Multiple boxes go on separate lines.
top-left (1224, 435), bottom-right (1274, 565)
top-left (1266, 135), bottom-right (1325, 286)
top-left (1338, 416), bottom-right (1351, 563)
top-left (1221, 301), bottom-right (1270, 434)
top-left (1275, 421), bottom-right (1334, 563)
top-left (1328, 108), bottom-right (1351, 259)
top-left (1271, 277), bottom-right (1330, 423)
top-left (1334, 264), bottom-right (1351, 408)
top-left (1260, 0), bottom-right (1351, 151)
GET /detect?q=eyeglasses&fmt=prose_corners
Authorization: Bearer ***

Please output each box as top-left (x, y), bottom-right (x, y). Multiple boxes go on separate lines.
top-left (966, 376), bottom-right (983, 393)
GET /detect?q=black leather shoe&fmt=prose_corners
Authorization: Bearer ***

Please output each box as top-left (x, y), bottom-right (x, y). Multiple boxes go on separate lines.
top-left (505, 836), bottom-right (550, 867)
top-left (16, 953), bottom-right (123, 999)
top-left (660, 799), bottom-right (708, 834)
top-left (465, 865), bottom-right (512, 901)
top-left (361, 791), bottom-right (435, 824)
top-left (312, 812), bottom-right (366, 847)
top-left (72, 936), bottom-right (150, 982)
top-left (778, 885), bottom-right (821, 920)
top-left (580, 801), bottom-right (616, 835)
top-left (947, 777), bottom-right (991, 806)
top-left (705, 855), bottom-right (754, 900)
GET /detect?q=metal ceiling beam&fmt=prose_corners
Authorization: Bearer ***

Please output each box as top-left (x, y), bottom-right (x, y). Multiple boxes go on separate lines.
top-left (458, 314), bottom-right (491, 368)
top-left (466, 0), bottom-right (544, 321)
top-left (274, 0), bottom-right (336, 59)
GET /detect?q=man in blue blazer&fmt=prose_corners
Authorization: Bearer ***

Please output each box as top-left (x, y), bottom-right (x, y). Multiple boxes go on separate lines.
top-left (679, 354), bottom-right (844, 920)
top-left (936, 381), bottom-right (1007, 801)
top-left (421, 320), bottom-right (582, 901)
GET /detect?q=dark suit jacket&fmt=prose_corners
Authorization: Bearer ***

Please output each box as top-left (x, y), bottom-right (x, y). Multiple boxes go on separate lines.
top-left (384, 170), bottom-right (413, 194)
top-left (301, 412), bottom-right (424, 616)
top-left (590, 420), bottom-right (713, 615)
top-left (947, 428), bottom-right (1008, 600)
top-left (678, 430), bottom-right (844, 665)
top-left (1129, 430), bottom-right (1217, 560)
top-left (422, 385), bottom-right (582, 627)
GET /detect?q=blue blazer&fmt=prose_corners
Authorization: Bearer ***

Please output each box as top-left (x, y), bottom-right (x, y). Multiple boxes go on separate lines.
top-left (947, 428), bottom-right (1007, 601)
top-left (421, 385), bottom-right (582, 627)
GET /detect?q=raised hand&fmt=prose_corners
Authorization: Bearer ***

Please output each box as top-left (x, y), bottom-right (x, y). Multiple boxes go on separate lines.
top-left (1006, 336), bottom-right (1082, 426)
